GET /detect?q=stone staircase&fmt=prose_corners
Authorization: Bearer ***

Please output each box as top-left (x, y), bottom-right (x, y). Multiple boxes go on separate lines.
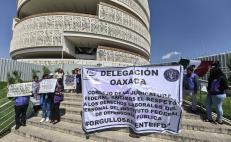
top-left (1, 93), bottom-right (231, 142)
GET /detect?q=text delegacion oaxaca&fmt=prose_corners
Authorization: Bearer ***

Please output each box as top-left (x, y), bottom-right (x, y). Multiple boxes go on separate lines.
top-left (100, 69), bottom-right (158, 85)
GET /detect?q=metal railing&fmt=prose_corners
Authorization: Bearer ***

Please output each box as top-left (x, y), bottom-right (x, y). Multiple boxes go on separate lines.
top-left (0, 99), bottom-right (34, 137)
top-left (0, 100), bottom-right (15, 136)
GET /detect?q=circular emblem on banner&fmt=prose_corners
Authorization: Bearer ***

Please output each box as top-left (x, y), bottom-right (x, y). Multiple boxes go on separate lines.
top-left (87, 70), bottom-right (97, 76)
top-left (164, 69), bottom-right (180, 82)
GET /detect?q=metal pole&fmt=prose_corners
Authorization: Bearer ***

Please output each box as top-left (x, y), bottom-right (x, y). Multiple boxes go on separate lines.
top-left (61, 46), bottom-right (64, 69)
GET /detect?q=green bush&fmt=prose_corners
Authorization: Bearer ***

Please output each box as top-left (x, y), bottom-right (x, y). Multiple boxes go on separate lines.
top-left (0, 82), bottom-right (7, 90)
top-left (0, 82), bottom-right (8, 100)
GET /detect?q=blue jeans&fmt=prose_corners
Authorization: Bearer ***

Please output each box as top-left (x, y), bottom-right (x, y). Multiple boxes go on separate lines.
top-left (42, 101), bottom-right (51, 118)
top-left (206, 94), bottom-right (226, 120)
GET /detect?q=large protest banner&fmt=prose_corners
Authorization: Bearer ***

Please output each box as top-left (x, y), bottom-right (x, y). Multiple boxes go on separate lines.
top-left (7, 82), bottom-right (32, 97)
top-left (39, 79), bottom-right (57, 94)
top-left (82, 65), bottom-right (183, 134)
top-left (64, 75), bottom-right (76, 90)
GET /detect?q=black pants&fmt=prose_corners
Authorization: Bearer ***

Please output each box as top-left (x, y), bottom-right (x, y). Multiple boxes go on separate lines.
top-left (76, 84), bottom-right (82, 93)
top-left (15, 104), bottom-right (28, 126)
top-left (52, 103), bottom-right (60, 121)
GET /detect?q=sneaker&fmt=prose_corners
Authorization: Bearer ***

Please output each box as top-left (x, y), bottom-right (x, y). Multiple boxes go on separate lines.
top-left (40, 118), bottom-right (45, 123)
top-left (216, 119), bottom-right (223, 125)
top-left (45, 117), bottom-right (50, 122)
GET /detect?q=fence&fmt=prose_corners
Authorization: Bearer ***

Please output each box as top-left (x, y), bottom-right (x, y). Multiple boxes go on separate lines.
top-left (0, 59), bottom-right (43, 82)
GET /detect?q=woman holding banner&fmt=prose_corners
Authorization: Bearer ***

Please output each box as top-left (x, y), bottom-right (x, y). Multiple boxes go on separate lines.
top-left (14, 95), bottom-right (30, 129)
top-left (40, 74), bottom-right (52, 123)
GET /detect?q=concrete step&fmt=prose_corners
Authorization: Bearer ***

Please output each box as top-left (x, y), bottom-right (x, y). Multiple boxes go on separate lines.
top-left (64, 93), bottom-right (82, 98)
top-left (37, 112), bottom-right (81, 124)
top-left (12, 125), bottom-right (96, 142)
top-left (27, 117), bottom-right (174, 142)
top-left (60, 102), bottom-right (203, 121)
top-left (37, 111), bottom-right (202, 129)
top-left (64, 97), bottom-right (82, 102)
top-left (61, 101), bottom-right (82, 108)
top-left (182, 119), bottom-right (231, 135)
top-left (35, 110), bottom-right (231, 135)
top-left (27, 117), bottom-right (231, 142)
top-left (0, 133), bottom-right (35, 142)
top-left (60, 105), bottom-right (82, 115)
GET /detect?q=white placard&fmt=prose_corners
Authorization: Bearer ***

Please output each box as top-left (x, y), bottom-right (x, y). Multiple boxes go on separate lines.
top-left (39, 79), bottom-right (57, 94)
top-left (7, 82), bottom-right (32, 97)
top-left (64, 75), bottom-right (76, 90)
top-left (82, 65), bottom-right (183, 134)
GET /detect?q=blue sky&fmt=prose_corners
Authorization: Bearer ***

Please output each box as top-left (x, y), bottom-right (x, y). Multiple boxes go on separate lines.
top-left (0, 0), bottom-right (231, 63)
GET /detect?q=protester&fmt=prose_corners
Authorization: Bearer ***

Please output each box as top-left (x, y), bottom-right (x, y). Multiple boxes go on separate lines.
top-left (40, 74), bottom-right (52, 123)
top-left (75, 68), bottom-right (82, 94)
top-left (206, 62), bottom-right (228, 124)
top-left (31, 76), bottom-right (40, 113)
top-left (14, 96), bottom-right (30, 129)
top-left (183, 66), bottom-right (199, 112)
top-left (50, 78), bottom-right (64, 124)
top-left (55, 68), bottom-right (64, 79)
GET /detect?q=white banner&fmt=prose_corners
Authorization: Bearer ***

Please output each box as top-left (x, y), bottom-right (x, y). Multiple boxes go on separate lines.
top-left (7, 82), bottom-right (32, 97)
top-left (82, 65), bottom-right (183, 134)
top-left (39, 79), bottom-right (57, 94)
top-left (64, 75), bottom-right (76, 90)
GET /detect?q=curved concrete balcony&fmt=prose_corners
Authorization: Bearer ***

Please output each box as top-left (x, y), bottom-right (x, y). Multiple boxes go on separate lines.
top-left (17, 0), bottom-right (150, 29)
top-left (17, 58), bottom-right (149, 67)
top-left (10, 13), bottom-right (150, 59)
top-left (136, 0), bottom-right (150, 19)
top-left (98, 3), bottom-right (151, 43)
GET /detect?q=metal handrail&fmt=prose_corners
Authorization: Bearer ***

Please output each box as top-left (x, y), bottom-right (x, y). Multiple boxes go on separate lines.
top-left (0, 101), bottom-right (12, 108)
top-left (0, 109), bottom-right (14, 121)
top-left (0, 100), bottom-right (15, 136)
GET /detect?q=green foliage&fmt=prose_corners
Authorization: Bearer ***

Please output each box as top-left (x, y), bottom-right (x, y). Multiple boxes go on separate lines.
top-left (7, 70), bottom-right (23, 85)
top-left (32, 69), bottom-right (40, 78)
top-left (0, 82), bottom-right (7, 90)
top-left (42, 66), bottom-right (51, 76)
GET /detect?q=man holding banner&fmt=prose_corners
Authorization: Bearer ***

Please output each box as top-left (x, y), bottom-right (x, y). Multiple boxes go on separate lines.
top-left (8, 82), bottom-right (33, 130)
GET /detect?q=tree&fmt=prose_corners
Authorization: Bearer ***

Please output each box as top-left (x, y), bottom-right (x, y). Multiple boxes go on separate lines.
top-left (32, 69), bottom-right (40, 78)
top-left (7, 70), bottom-right (23, 85)
top-left (42, 66), bottom-right (51, 75)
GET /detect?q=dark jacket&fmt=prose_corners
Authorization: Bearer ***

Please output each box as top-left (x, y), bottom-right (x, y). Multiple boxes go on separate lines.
top-left (208, 67), bottom-right (228, 95)
top-left (54, 81), bottom-right (64, 103)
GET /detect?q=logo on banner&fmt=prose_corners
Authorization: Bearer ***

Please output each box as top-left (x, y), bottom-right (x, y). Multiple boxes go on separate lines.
top-left (164, 69), bottom-right (180, 82)
top-left (87, 70), bottom-right (97, 76)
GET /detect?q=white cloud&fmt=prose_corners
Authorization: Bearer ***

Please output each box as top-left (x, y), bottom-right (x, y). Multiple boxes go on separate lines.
top-left (162, 51), bottom-right (181, 60)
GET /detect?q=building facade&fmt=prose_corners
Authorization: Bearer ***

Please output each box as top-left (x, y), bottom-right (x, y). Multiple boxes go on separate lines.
top-left (193, 51), bottom-right (231, 80)
top-left (10, 0), bottom-right (151, 66)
